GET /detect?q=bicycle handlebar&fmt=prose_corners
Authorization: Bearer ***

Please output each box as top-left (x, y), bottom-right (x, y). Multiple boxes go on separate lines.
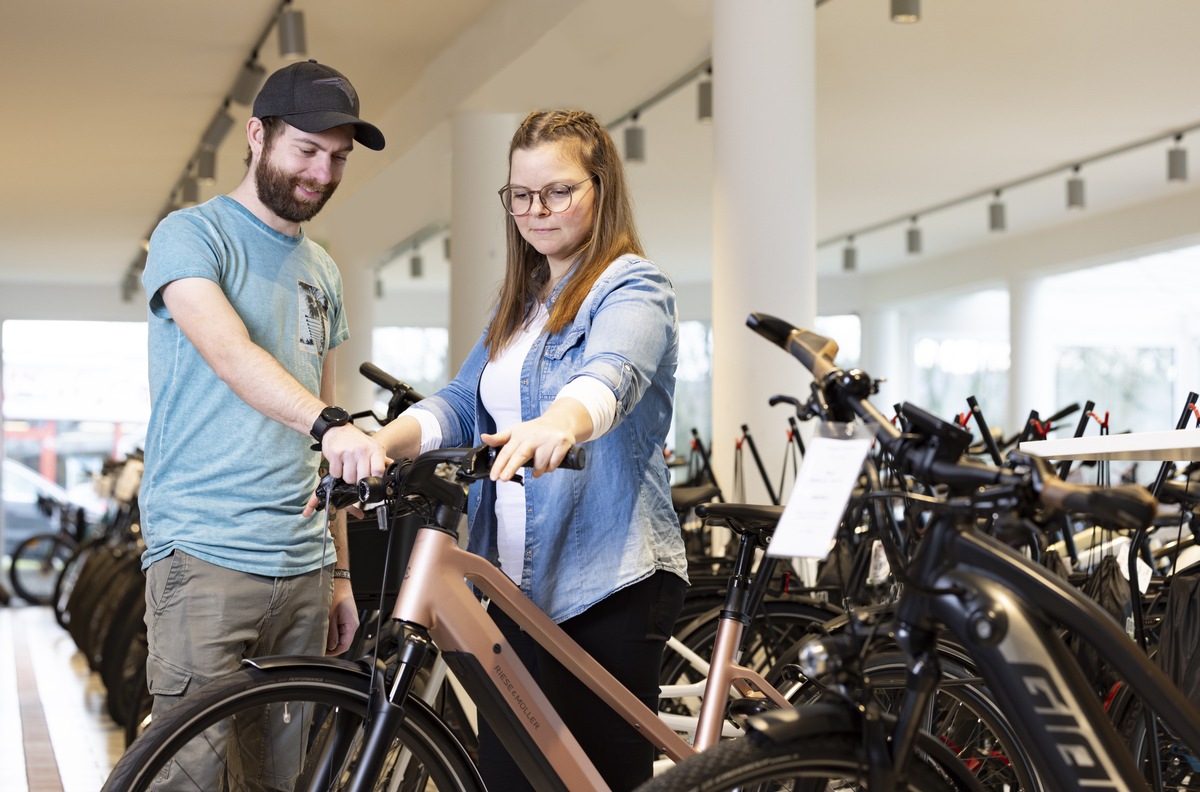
top-left (746, 311), bottom-right (1158, 531)
top-left (313, 442), bottom-right (587, 511)
top-left (359, 362), bottom-right (425, 422)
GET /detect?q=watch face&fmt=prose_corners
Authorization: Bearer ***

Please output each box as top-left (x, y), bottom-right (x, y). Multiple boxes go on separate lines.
top-left (312, 406), bottom-right (350, 441)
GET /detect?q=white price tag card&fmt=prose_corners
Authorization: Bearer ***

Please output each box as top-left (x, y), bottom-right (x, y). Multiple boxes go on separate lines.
top-left (768, 422), bottom-right (874, 559)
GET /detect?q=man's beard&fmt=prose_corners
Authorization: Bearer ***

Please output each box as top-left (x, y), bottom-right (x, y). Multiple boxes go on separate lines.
top-left (254, 154), bottom-right (338, 224)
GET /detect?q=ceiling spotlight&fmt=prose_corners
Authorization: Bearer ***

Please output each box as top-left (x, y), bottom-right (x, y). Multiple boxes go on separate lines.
top-left (842, 238), bottom-right (857, 272)
top-left (1168, 134), bottom-right (1188, 183)
top-left (891, 0), bottom-right (920, 23)
top-left (231, 61), bottom-right (266, 106)
top-left (121, 268), bottom-right (141, 303)
top-left (201, 108), bottom-right (235, 150)
top-left (625, 115), bottom-right (645, 163)
top-left (989, 191), bottom-right (1006, 232)
top-left (443, 236), bottom-right (451, 260)
top-left (196, 147), bottom-right (217, 185)
top-left (278, 6), bottom-right (307, 60)
top-left (906, 217), bottom-right (922, 255)
top-left (1066, 166), bottom-right (1085, 210)
top-left (180, 177), bottom-right (200, 208)
top-left (410, 254), bottom-right (423, 279)
top-left (697, 72), bottom-right (713, 123)
top-left (374, 274), bottom-right (384, 299)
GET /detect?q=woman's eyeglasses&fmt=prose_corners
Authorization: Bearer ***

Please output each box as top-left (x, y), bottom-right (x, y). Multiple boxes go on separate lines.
top-left (498, 177), bottom-right (595, 216)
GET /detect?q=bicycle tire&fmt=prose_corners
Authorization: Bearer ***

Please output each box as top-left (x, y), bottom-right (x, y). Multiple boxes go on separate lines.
top-left (81, 551), bottom-right (143, 670)
top-left (843, 653), bottom-right (1041, 792)
top-left (65, 545), bottom-right (125, 652)
top-left (1117, 695), bottom-right (1200, 790)
top-left (102, 662), bottom-right (485, 792)
top-left (637, 731), bottom-right (969, 792)
top-left (763, 638), bottom-right (1041, 792)
top-left (9, 532), bottom-right (77, 605)
top-left (54, 538), bottom-right (98, 628)
top-left (99, 585), bottom-right (147, 725)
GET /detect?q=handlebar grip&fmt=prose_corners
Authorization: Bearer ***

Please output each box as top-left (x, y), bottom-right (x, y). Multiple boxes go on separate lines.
top-left (360, 361), bottom-right (402, 391)
top-left (1040, 479), bottom-right (1157, 532)
top-left (357, 475), bottom-right (386, 503)
top-left (478, 443), bottom-right (587, 474)
top-left (558, 445), bottom-right (586, 471)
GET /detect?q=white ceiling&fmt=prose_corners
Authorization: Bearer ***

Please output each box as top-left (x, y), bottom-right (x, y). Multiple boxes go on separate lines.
top-left (4, 0), bottom-right (1200, 288)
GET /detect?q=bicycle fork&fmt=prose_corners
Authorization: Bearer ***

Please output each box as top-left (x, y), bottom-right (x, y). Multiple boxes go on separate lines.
top-left (337, 623), bottom-right (435, 792)
top-left (884, 635), bottom-right (944, 788)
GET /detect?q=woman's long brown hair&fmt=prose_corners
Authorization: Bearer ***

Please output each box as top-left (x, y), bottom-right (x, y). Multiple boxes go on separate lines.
top-left (486, 109), bottom-right (644, 357)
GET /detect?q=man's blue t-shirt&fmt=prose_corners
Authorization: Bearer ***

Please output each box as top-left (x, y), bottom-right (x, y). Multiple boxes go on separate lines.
top-left (140, 195), bottom-right (349, 576)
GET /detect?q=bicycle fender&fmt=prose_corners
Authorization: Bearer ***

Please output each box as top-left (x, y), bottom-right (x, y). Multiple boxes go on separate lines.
top-left (743, 704), bottom-right (988, 792)
top-left (740, 702), bottom-right (861, 746)
top-left (242, 654), bottom-right (374, 676)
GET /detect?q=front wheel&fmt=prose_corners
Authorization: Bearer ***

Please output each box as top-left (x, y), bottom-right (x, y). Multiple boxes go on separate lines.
top-left (9, 532), bottom-right (76, 605)
top-left (102, 662), bottom-right (484, 792)
top-left (637, 731), bottom-right (970, 791)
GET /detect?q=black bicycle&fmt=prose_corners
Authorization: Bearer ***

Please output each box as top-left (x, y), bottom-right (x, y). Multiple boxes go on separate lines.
top-left (8, 493), bottom-right (87, 605)
top-left (636, 313), bottom-right (1199, 792)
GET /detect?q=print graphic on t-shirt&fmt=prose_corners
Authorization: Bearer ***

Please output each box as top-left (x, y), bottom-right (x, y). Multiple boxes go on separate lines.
top-left (298, 281), bottom-right (330, 357)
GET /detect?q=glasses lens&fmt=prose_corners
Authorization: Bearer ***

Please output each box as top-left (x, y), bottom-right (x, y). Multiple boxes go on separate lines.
top-left (542, 184), bottom-right (574, 213)
top-left (500, 187), bottom-right (532, 215)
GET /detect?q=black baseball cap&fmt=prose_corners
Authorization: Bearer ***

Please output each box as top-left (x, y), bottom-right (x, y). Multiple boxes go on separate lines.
top-left (253, 59), bottom-right (385, 151)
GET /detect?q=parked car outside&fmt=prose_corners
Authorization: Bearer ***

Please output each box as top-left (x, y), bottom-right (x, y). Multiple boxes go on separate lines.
top-left (2, 458), bottom-right (105, 556)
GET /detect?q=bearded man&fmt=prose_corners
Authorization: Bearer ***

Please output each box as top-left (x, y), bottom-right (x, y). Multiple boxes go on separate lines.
top-left (137, 60), bottom-right (389, 789)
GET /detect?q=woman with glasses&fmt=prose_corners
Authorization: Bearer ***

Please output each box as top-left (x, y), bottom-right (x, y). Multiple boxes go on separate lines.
top-left (369, 109), bottom-right (688, 790)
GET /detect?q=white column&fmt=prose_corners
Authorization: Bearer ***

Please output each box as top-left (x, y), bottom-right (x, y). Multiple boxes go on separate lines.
top-left (449, 112), bottom-right (520, 371)
top-left (1008, 274), bottom-right (1051, 437)
top-left (710, 0), bottom-right (816, 504)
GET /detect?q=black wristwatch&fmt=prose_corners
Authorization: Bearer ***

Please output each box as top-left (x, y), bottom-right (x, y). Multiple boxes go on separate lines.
top-left (310, 406), bottom-right (351, 450)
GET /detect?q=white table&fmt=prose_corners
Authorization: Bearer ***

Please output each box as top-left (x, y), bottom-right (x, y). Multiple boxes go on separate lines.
top-left (1019, 429), bottom-right (1200, 462)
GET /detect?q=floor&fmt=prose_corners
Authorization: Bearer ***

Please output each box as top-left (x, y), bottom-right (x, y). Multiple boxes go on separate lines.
top-left (1, 602), bottom-right (123, 792)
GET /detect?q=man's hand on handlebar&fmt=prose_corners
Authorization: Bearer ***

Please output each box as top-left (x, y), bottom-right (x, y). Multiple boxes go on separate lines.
top-left (321, 424), bottom-right (391, 485)
top-left (302, 425), bottom-right (391, 518)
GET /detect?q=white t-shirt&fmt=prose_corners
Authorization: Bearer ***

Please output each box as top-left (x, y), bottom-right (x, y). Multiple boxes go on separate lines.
top-left (480, 305), bottom-right (548, 583)
top-left (405, 304), bottom-right (619, 584)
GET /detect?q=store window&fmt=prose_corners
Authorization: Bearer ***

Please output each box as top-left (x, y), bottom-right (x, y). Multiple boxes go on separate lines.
top-left (911, 336), bottom-right (1011, 431)
top-left (367, 327), bottom-right (450, 419)
top-left (674, 320), bottom-right (713, 455)
top-left (814, 314), bottom-right (862, 371)
top-left (2, 321), bottom-right (148, 549)
top-left (1056, 345), bottom-right (1175, 439)
top-left (1036, 251), bottom-right (1198, 483)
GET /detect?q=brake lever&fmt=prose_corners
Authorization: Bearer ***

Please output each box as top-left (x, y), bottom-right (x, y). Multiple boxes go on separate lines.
top-left (313, 473), bottom-right (361, 511)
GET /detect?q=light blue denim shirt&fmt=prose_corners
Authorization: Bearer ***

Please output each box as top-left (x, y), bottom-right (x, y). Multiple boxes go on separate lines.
top-left (416, 253), bottom-right (689, 622)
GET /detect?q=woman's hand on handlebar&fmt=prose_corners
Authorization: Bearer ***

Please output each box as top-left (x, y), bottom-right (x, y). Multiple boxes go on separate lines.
top-left (483, 404), bottom-right (587, 482)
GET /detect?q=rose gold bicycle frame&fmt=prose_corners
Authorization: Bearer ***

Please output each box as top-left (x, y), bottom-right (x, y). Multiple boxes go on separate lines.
top-left (392, 522), bottom-right (792, 790)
